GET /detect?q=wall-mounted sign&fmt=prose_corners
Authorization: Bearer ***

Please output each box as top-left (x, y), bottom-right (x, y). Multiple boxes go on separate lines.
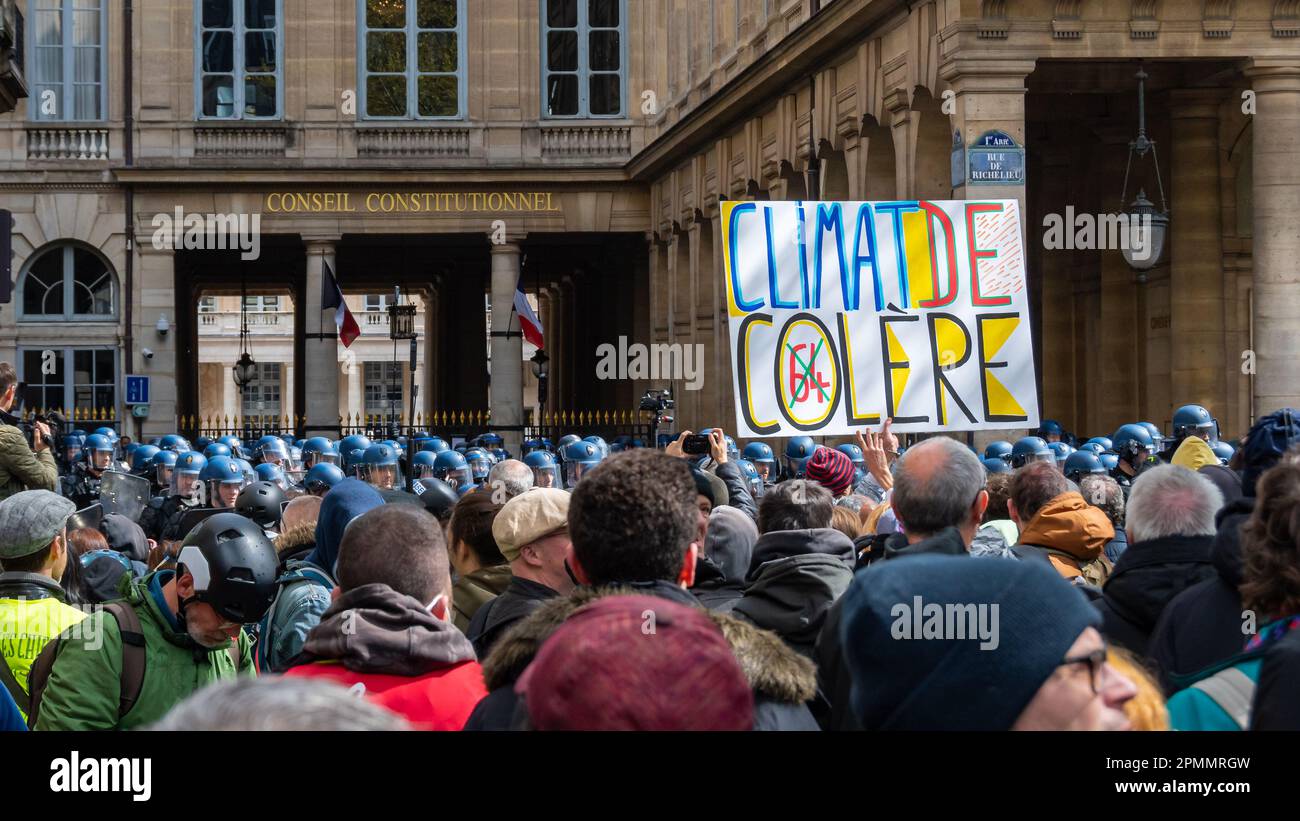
top-left (967, 130), bottom-right (1025, 186)
top-left (951, 130), bottom-right (966, 189)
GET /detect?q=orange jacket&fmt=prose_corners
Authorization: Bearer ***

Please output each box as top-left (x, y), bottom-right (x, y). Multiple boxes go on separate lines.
top-left (1016, 492), bottom-right (1115, 580)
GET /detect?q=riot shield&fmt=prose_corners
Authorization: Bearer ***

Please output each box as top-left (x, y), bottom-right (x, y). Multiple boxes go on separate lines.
top-left (67, 503), bottom-right (104, 532)
top-left (97, 471), bottom-right (151, 522)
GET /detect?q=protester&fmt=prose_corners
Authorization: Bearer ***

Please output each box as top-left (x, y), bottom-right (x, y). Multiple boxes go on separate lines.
top-left (66, 527), bottom-right (109, 558)
top-left (0, 363), bottom-right (58, 501)
top-left (971, 470), bottom-right (1017, 558)
top-left (804, 446), bottom-right (857, 500)
top-left (275, 495), bottom-right (322, 564)
top-left (284, 505), bottom-right (487, 730)
top-left (515, 595), bottom-right (753, 730)
top-left (1167, 456), bottom-right (1300, 729)
top-left (466, 488), bottom-right (574, 656)
top-left (467, 450), bottom-right (818, 731)
top-left (0, 684), bottom-right (24, 732)
top-left (1093, 465), bottom-right (1220, 657)
top-left (1108, 647), bottom-right (1169, 731)
top-left (1148, 409), bottom-right (1300, 693)
top-left (448, 492), bottom-right (510, 632)
top-left (0, 491), bottom-right (87, 720)
top-left (1080, 474), bottom-right (1128, 563)
top-left (727, 480), bottom-right (854, 658)
top-left (150, 677), bottom-right (411, 731)
top-left (690, 505), bottom-right (758, 610)
top-left (829, 506), bottom-right (861, 542)
top-left (80, 515), bottom-right (152, 603)
top-left (1010, 461), bottom-right (1115, 585)
top-left (486, 459), bottom-right (533, 502)
top-left (841, 554), bottom-right (1137, 729)
top-left (33, 512), bottom-right (278, 730)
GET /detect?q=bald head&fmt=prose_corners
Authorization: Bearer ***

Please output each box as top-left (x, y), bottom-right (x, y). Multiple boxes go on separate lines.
top-left (891, 437), bottom-right (987, 542)
top-left (281, 494), bottom-right (321, 532)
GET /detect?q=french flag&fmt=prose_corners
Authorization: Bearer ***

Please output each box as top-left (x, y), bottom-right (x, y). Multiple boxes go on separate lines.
top-left (514, 281), bottom-right (544, 349)
top-left (320, 260), bottom-right (360, 348)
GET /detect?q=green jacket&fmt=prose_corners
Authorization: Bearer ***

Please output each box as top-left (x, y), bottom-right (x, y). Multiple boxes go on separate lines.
top-left (0, 423), bottom-right (58, 501)
top-left (452, 564), bottom-right (513, 634)
top-left (34, 570), bottom-right (253, 731)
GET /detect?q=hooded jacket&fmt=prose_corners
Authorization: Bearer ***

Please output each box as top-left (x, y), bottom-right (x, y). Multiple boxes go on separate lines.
top-left (1147, 497), bottom-right (1255, 693)
top-left (1013, 492), bottom-right (1115, 581)
top-left (34, 570), bottom-right (253, 730)
top-left (1170, 436), bottom-right (1219, 472)
top-left (274, 521), bottom-right (318, 566)
top-left (691, 506), bottom-right (758, 611)
top-left (0, 417), bottom-right (58, 501)
top-left (285, 583), bottom-right (485, 730)
top-left (463, 584), bottom-right (819, 731)
top-left (1093, 534), bottom-right (1216, 657)
top-left (305, 478), bottom-right (385, 574)
top-left (713, 461), bottom-right (759, 521)
top-left (466, 574), bottom-right (563, 659)
top-left (452, 564), bottom-right (513, 633)
top-left (727, 528), bottom-right (855, 658)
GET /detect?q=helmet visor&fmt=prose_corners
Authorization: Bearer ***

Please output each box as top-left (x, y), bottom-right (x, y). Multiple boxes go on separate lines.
top-left (364, 463), bottom-right (402, 491)
top-left (566, 460), bottom-right (599, 489)
top-left (532, 465), bottom-right (559, 488)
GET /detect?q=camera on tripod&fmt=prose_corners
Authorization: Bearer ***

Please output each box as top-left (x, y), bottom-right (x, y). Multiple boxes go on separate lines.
top-left (639, 388), bottom-right (674, 433)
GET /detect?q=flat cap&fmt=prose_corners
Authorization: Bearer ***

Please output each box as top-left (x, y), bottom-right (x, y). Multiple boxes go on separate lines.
top-left (0, 490), bottom-right (77, 560)
top-left (492, 488), bottom-right (569, 562)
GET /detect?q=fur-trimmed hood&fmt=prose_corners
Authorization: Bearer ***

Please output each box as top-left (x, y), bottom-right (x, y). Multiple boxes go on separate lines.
top-left (480, 585), bottom-right (816, 705)
top-left (275, 521), bottom-right (318, 557)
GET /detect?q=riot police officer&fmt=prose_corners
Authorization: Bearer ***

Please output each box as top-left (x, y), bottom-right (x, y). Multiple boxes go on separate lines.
top-left (62, 433), bottom-right (115, 508)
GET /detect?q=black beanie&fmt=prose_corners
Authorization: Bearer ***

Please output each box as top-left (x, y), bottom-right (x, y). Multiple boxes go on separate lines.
top-left (841, 554), bottom-right (1100, 730)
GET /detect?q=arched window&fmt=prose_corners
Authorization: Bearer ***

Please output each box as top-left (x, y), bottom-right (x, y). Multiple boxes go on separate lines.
top-left (18, 243), bottom-right (116, 320)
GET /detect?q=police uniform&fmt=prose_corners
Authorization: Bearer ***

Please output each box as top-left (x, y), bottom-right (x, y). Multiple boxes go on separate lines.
top-left (60, 464), bottom-right (102, 509)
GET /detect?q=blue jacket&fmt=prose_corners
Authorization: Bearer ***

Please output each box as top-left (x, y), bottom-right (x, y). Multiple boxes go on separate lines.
top-left (0, 684), bottom-right (25, 731)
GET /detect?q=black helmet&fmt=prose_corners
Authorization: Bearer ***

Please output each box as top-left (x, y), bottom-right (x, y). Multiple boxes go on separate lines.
top-left (176, 512), bottom-right (279, 623)
top-left (235, 480), bottom-right (286, 528)
top-left (413, 477), bottom-right (459, 520)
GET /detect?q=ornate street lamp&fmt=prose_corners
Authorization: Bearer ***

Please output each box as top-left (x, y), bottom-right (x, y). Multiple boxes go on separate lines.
top-left (1118, 65), bottom-right (1170, 280)
top-left (388, 287), bottom-right (417, 435)
top-left (232, 279), bottom-right (258, 426)
top-left (531, 348), bottom-right (549, 421)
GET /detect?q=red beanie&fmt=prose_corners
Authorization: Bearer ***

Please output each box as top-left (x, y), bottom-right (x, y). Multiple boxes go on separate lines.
top-left (516, 595), bottom-right (754, 731)
top-left (805, 445), bottom-right (855, 496)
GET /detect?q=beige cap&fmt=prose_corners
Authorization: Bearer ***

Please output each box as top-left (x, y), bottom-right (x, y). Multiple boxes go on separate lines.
top-left (492, 488), bottom-right (570, 562)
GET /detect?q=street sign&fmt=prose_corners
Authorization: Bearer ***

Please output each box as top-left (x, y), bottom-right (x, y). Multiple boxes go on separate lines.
top-left (125, 374), bottom-right (150, 405)
top-left (967, 130), bottom-right (1025, 186)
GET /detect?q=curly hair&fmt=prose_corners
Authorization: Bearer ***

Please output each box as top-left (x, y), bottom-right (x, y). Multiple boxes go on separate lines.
top-left (1240, 454), bottom-right (1300, 621)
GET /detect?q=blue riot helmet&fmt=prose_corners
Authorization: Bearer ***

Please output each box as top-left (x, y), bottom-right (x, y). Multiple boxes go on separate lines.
top-left (131, 444), bottom-right (160, 475)
top-left (83, 434), bottom-right (115, 471)
top-left (491, 448), bottom-right (510, 463)
top-left (152, 449), bottom-right (179, 489)
top-left (215, 434), bottom-right (243, 458)
top-left (1079, 442), bottom-right (1105, 455)
top-left (1010, 436), bottom-right (1054, 469)
top-left (294, 439), bottom-right (306, 450)
top-left (234, 458), bottom-right (256, 484)
top-left (279, 433), bottom-right (296, 450)
top-left (583, 436), bottom-right (609, 459)
top-left (93, 426), bottom-right (116, 442)
top-left (1047, 441), bottom-right (1073, 468)
top-left (521, 438), bottom-right (545, 455)
top-left (193, 436), bottom-right (214, 452)
top-left (62, 433), bottom-right (85, 465)
top-left (344, 448), bottom-right (366, 477)
top-left (1137, 422), bottom-right (1165, 455)
top-left (982, 457), bottom-right (1011, 474)
top-left (479, 433), bottom-right (504, 451)
top-left (420, 436), bottom-right (449, 454)
top-left (255, 435), bottom-right (289, 466)
top-left (464, 448), bottom-right (492, 484)
top-left (784, 436), bottom-right (816, 478)
top-left (170, 452), bottom-right (208, 498)
top-left (1063, 450), bottom-right (1107, 484)
top-left (255, 462), bottom-right (288, 490)
top-left (563, 440), bottom-right (604, 488)
top-left (1085, 436), bottom-right (1113, 451)
top-left (1171, 404), bottom-right (1219, 444)
top-left (124, 442), bottom-right (141, 463)
top-left (1210, 440), bottom-right (1235, 465)
top-left (723, 435), bottom-right (740, 462)
top-left (433, 450), bottom-right (473, 490)
top-left (737, 458), bottom-right (764, 498)
top-left (835, 443), bottom-right (865, 470)
top-left (984, 441), bottom-right (1014, 463)
top-left (71, 429), bottom-right (87, 438)
top-left (412, 451), bottom-right (438, 480)
top-left (743, 442), bottom-right (777, 481)
top-left (304, 462), bottom-right (346, 495)
top-left (456, 484), bottom-right (477, 498)
top-left (557, 434), bottom-right (582, 457)
top-left (359, 443), bottom-right (403, 491)
top-left (382, 439), bottom-right (404, 459)
top-left (1037, 419), bottom-right (1065, 442)
top-left (200, 456), bottom-right (246, 509)
top-left (1111, 424), bottom-right (1156, 469)
top-left (338, 434), bottom-right (372, 464)
top-left (204, 442), bottom-right (232, 460)
top-left (524, 450), bottom-right (560, 489)
top-left (411, 430), bottom-right (431, 449)
top-left (1099, 452), bottom-right (1119, 472)
top-left (629, 439), bottom-right (644, 449)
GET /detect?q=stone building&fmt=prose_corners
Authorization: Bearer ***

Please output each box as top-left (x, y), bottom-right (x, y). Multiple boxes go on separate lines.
top-left (0, 0), bottom-right (1296, 452)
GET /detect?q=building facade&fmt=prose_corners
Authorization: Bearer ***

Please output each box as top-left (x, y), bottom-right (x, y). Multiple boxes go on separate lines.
top-left (0, 0), bottom-right (1297, 451)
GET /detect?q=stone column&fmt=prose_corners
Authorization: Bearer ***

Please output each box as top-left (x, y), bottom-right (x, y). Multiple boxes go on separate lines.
top-left (489, 241), bottom-right (524, 455)
top-left (1168, 90), bottom-right (1227, 420)
top-left (1244, 63), bottom-right (1300, 419)
top-left (303, 239), bottom-right (341, 438)
top-left (423, 285), bottom-right (437, 424)
top-left (137, 244), bottom-right (177, 439)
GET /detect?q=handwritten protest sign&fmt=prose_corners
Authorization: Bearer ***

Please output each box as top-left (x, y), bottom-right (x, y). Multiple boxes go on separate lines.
top-left (721, 199), bottom-right (1039, 438)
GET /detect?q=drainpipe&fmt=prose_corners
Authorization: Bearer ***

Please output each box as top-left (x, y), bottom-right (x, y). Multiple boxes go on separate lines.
top-left (122, 0), bottom-right (135, 435)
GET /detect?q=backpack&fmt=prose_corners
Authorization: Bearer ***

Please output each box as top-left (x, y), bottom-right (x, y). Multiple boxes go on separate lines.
top-left (22, 601), bottom-right (147, 729)
top-left (1188, 666), bottom-right (1255, 730)
top-left (1041, 547), bottom-right (1114, 587)
top-left (253, 560), bottom-right (335, 673)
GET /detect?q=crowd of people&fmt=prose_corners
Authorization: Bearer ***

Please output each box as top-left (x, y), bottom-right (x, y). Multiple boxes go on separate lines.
top-left (1, 349), bottom-right (1298, 731)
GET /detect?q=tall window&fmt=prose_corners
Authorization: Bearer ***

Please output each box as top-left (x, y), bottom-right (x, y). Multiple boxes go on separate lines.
top-left (19, 244), bottom-right (115, 320)
top-left (364, 361), bottom-right (403, 414)
top-left (364, 294), bottom-right (390, 312)
top-left (242, 295), bottom-right (280, 312)
top-left (542, 0), bottom-right (624, 118)
top-left (28, 0), bottom-right (106, 121)
top-left (241, 361), bottom-right (281, 417)
top-left (359, 0), bottom-right (464, 119)
top-left (19, 347), bottom-right (115, 414)
top-left (198, 296), bottom-right (217, 312)
top-left (197, 0), bottom-right (282, 119)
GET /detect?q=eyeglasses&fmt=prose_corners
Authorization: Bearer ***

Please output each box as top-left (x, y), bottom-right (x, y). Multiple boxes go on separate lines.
top-left (1059, 646), bottom-right (1108, 695)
